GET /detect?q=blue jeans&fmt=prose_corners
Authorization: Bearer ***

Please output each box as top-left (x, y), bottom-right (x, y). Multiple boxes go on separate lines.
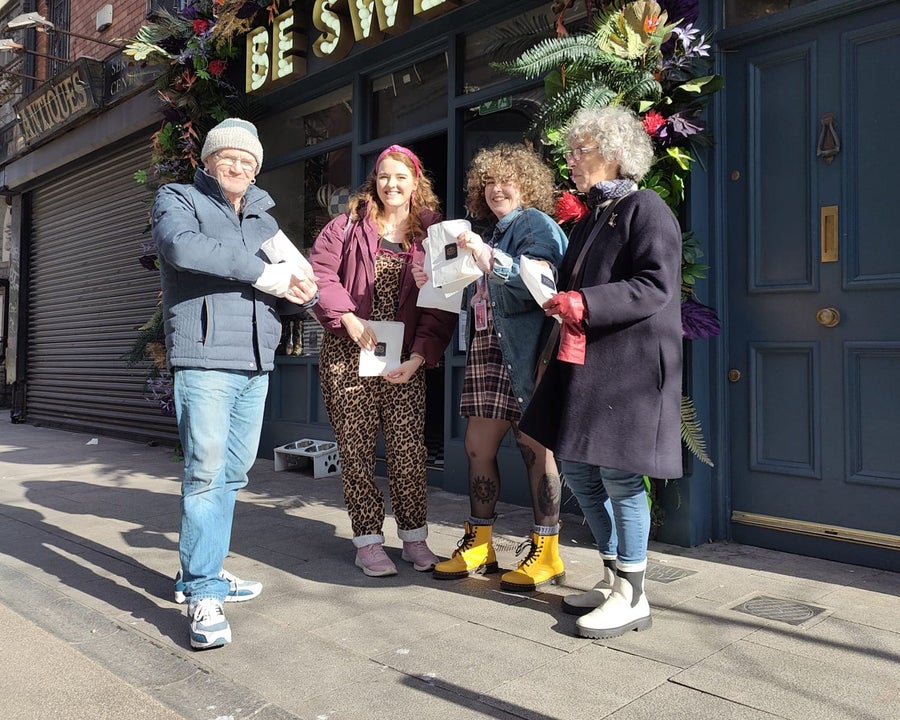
top-left (174, 368), bottom-right (269, 602)
top-left (560, 460), bottom-right (649, 565)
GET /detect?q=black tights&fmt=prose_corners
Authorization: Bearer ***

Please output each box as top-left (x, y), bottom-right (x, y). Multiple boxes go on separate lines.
top-left (464, 416), bottom-right (561, 527)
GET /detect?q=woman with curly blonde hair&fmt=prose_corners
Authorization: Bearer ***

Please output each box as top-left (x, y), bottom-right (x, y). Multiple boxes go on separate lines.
top-left (427, 143), bottom-right (569, 591)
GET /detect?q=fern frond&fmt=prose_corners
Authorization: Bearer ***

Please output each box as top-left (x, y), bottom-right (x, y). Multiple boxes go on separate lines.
top-left (618, 72), bottom-right (663, 107)
top-left (681, 394), bottom-right (713, 467)
top-left (482, 12), bottom-right (556, 62)
top-left (493, 35), bottom-right (603, 78)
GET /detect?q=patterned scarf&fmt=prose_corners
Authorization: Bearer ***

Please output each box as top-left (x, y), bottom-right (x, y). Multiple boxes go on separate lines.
top-left (586, 179), bottom-right (637, 210)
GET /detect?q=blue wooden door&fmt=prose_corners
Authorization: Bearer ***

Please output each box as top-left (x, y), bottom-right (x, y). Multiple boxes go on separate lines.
top-left (724, 3), bottom-right (900, 570)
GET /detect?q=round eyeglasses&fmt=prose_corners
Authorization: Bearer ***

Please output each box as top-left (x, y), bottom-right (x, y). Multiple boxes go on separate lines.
top-left (215, 153), bottom-right (257, 174)
top-left (564, 146), bottom-right (599, 162)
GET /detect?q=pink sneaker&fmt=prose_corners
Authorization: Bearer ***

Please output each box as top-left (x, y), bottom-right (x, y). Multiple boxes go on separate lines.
top-left (355, 543), bottom-right (398, 577)
top-left (401, 540), bottom-right (440, 572)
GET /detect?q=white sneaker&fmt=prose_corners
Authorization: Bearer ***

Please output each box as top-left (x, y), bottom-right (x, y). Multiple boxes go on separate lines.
top-left (174, 568), bottom-right (263, 604)
top-left (188, 598), bottom-right (231, 650)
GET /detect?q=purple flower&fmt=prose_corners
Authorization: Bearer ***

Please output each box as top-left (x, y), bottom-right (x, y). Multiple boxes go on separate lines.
top-left (682, 297), bottom-right (720, 340)
top-left (657, 111), bottom-right (706, 146)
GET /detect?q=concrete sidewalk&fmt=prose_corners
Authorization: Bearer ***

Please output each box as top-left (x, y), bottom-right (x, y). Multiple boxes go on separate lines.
top-left (0, 421), bottom-right (897, 720)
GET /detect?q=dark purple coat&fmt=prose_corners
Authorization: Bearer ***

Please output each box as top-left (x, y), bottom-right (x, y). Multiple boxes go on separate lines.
top-left (309, 207), bottom-right (456, 367)
top-left (520, 190), bottom-right (684, 479)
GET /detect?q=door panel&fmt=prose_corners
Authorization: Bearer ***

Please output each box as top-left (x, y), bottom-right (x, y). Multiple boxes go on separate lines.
top-left (725, 4), bottom-right (900, 569)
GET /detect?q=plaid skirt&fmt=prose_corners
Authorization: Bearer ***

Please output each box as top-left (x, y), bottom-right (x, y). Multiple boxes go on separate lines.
top-left (460, 322), bottom-right (521, 422)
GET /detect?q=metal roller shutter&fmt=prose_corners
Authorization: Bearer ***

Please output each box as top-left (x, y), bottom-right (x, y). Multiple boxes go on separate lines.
top-left (26, 139), bottom-right (178, 442)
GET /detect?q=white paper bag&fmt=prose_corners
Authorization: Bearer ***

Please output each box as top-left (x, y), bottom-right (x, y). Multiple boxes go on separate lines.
top-left (520, 256), bottom-right (562, 323)
top-left (359, 321), bottom-right (404, 376)
top-left (260, 230), bottom-right (314, 279)
top-left (416, 235), bottom-right (466, 313)
top-left (426, 219), bottom-right (481, 289)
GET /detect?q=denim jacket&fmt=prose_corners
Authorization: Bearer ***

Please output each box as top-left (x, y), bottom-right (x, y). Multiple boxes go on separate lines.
top-left (464, 206), bottom-right (567, 410)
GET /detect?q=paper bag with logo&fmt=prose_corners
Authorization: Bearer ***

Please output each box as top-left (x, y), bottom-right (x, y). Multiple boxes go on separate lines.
top-left (359, 321), bottom-right (404, 376)
top-left (425, 219), bottom-right (481, 289)
top-left (416, 236), bottom-right (466, 313)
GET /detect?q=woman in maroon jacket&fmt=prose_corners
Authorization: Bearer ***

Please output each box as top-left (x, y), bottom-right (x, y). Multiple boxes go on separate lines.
top-left (310, 145), bottom-right (456, 577)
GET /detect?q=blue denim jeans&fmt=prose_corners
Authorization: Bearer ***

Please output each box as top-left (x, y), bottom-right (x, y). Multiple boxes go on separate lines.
top-left (174, 368), bottom-right (269, 602)
top-left (560, 460), bottom-right (650, 565)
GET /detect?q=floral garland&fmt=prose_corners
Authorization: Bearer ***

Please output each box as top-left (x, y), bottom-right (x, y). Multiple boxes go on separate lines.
top-left (125, 0), bottom-right (274, 190)
top-left (122, 0), bottom-right (272, 416)
top-left (504, 0), bottom-right (721, 465)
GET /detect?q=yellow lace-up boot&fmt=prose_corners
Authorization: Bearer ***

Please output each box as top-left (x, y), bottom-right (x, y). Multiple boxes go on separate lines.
top-left (432, 522), bottom-right (498, 579)
top-left (500, 531), bottom-right (566, 591)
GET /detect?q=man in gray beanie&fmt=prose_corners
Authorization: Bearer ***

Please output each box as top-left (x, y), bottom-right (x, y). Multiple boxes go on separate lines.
top-left (152, 117), bottom-right (318, 650)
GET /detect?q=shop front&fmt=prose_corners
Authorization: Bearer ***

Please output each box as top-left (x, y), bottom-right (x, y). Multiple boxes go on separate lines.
top-left (249, 0), bottom-right (576, 507)
top-left (1, 52), bottom-right (173, 441)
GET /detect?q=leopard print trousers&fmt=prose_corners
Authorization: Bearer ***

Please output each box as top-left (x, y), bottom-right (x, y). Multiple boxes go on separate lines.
top-left (319, 250), bottom-right (427, 538)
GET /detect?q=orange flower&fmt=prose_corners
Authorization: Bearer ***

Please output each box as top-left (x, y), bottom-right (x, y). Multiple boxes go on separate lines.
top-left (644, 13), bottom-right (661, 33)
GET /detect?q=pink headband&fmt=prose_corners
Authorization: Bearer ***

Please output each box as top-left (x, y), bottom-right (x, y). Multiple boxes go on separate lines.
top-left (376, 144), bottom-right (421, 177)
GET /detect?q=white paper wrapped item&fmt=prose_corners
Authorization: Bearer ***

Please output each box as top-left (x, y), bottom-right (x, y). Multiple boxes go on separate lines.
top-left (520, 255), bottom-right (562, 323)
top-left (260, 231), bottom-right (314, 280)
top-left (359, 321), bottom-right (404, 376)
top-left (425, 219), bottom-right (481, 289)
top-left (416, 235), bottom-right (466, 313)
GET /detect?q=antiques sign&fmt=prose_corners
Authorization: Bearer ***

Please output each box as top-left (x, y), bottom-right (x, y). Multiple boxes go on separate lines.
top-left (15, 58), bottom-right (104, 147)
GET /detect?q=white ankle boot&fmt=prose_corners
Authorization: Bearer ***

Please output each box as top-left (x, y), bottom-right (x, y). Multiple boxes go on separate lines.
top-left (576, 565), bottom-right (651, 639)
top-left (562, 559), bottom-right (616, 616)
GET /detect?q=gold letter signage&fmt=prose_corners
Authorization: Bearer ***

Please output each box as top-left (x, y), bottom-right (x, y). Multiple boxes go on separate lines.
top-left (246, 8), bottom-right (307, 93)
top-left (15, 58), bottom-right (102, 147)
top-left (248, 0), bottom-right (465, 92)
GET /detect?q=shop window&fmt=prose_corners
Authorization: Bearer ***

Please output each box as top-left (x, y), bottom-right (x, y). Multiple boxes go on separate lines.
top-left (258, 147), bottom-right (352, 252)
top-left (371, 53), bottom-right (448, 138)
top-left (147, 0), bottom-right (187, 19)
top-left (258, 86), bottom-right (352, 158)
top-left (462, 5), bottom-right (577, 95)
top-left (724, 0), bottom-right (816, 26)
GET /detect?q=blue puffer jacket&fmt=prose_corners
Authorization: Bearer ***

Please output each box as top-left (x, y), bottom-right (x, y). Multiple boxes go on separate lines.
top-left (152, 169), bottom-right (308, 372)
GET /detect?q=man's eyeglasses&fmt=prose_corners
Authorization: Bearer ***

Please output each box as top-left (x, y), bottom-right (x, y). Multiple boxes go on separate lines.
top-left (564, 146), bottom-right (599, 162)
top-left (215, 153), bottom-right (257, 174)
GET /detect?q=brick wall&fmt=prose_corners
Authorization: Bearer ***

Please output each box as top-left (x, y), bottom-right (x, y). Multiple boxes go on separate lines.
top-left (69, 0), bottom-right (149, 61)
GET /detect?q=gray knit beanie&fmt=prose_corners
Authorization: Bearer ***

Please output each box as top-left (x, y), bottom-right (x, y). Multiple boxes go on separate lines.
top-left (200, 118), bottom-right (263, 173)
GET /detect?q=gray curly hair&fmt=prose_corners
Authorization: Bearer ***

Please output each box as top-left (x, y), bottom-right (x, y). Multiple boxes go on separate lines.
top-left (566, 106), bottom-right (654, 182)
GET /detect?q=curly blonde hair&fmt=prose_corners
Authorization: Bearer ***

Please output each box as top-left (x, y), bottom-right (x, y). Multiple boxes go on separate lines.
top-left (566, 106), bottom-right (654, 182)
top-left (464, 144), bottom-right (557, 221)
top-left (348, 148), bottom-right (440, 248)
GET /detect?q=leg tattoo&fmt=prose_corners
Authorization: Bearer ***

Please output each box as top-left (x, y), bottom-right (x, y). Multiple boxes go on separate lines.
top-left (471, 474), bottom-right (499, 506)
top-left (536, 473), bottom-right (561, 518)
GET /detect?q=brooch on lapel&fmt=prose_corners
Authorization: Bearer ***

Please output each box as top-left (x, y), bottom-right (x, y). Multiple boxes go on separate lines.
top-left (608, 212), bottom-right (618, 228)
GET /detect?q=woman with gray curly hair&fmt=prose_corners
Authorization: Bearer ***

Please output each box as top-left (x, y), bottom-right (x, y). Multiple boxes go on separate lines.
top-left (423, 143), bottom-right (569, 591)
top-left (521, 106), bottom-right (683, 638)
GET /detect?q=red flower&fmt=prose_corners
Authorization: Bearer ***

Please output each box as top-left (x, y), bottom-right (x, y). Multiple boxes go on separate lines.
top-left (642, 110), bottom-right (666, 136)
top-left (208, 60), bottom-right (227, 76)
top-left (555, 191), bottom-right (589, 224)
top-left (192, 19), bottom-right (210, 34)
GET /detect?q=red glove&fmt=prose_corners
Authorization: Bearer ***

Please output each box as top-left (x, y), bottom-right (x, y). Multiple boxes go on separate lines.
top-left (557, 321), bottom-right (586, 364)
top-left (543, 292), bottom-right (587, 365)
top-left (543, 291), bottom-right (586, 325)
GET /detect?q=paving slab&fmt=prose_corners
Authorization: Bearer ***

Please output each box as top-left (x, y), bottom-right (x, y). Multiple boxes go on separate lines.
top-left (1, 422), bottom-right (899, 720)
